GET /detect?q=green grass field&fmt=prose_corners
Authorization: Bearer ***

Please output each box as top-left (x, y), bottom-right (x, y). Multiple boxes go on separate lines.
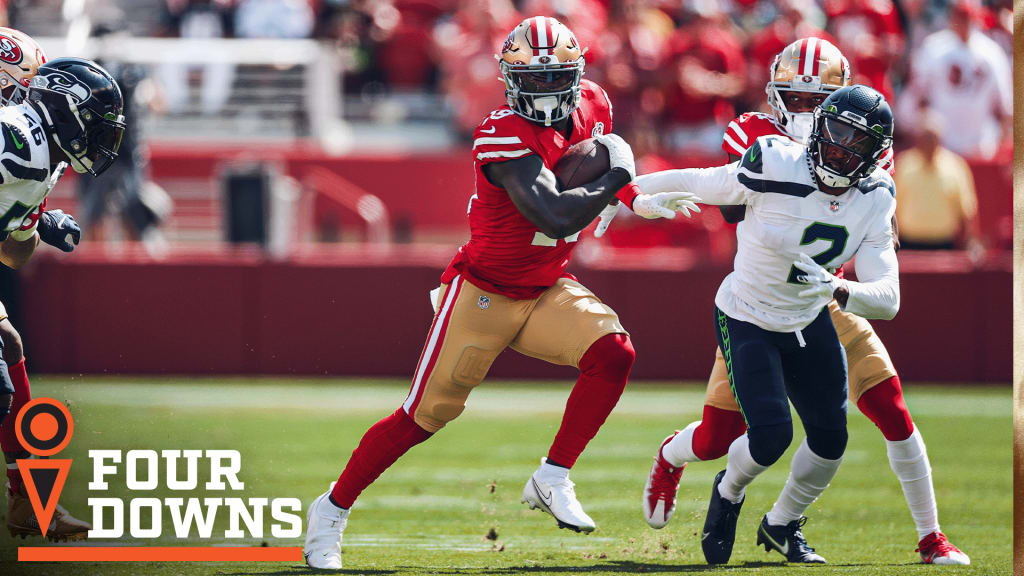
top-left (0, 378), bottom-right (1011, 576)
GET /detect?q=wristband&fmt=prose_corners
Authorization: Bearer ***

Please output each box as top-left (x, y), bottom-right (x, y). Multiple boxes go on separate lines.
top-left (615, 182), bottom-right (640, 210)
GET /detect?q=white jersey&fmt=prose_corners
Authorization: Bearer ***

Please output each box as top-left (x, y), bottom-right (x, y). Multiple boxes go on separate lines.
top-left (0, 103), bottom-right (56, 242)
top-left (637, 135), bottom-right (898, 333)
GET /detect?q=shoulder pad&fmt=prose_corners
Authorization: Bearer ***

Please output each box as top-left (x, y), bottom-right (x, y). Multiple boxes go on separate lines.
top-left (473, 108), bottom-right (535, 164)
top-left (724, 113), bottom-right (781, 156)
top-left (856, 169), bottom-right (896, 197)
top-left (578, 79), bottom-right (613, 132)
top-left (0, 121), bottom-right (31, 163)
top-left (735, 137), bottom-right (816, 197)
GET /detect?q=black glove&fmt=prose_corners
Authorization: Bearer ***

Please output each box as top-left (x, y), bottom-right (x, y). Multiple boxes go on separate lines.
top-left (37, 209), bottom-right (81, 252)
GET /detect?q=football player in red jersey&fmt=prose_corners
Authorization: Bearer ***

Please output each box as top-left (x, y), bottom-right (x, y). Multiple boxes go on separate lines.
top-left (638, 37), bottom-right (968, 566)
top-left (303, 16), bottom-right (698, 570)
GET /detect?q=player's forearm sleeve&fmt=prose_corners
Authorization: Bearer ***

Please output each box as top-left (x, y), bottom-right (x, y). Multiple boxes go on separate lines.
top-left (842, 243), bottom-right (900, 320)
top-left (635, 164), bottom-right (745, 206)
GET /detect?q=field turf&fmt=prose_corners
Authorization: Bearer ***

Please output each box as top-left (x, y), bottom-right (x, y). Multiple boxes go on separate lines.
top-left (0, 378), bottom-right (1011, 575)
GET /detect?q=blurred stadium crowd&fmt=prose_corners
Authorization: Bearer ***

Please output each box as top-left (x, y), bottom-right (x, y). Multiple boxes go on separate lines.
top-left (0, 0), bottom-right (1011, 253)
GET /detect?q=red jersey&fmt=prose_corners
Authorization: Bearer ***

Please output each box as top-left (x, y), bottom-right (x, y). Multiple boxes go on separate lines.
top-left (441, 79), bottom-right (614, 299)
top-left (720, 111), bottom-right (895, 279)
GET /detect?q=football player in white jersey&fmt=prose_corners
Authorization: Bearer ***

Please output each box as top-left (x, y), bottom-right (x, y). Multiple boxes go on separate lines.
top-left (0, 53), bottom-right (124, 541)
top-left (641, 38), bottom-right (967, 566)
top-left (636, 85), bottom-right (898, 565)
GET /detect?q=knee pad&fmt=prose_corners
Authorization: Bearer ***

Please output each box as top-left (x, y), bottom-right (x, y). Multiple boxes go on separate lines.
top-left (581, 333), bottom-right (635, 378)
top-left (803, 424), bottom-right (848, 460)
top-left (746, 421), bottom-right (793, 467)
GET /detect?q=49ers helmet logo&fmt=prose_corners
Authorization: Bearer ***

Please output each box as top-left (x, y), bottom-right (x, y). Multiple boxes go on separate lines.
top-left (0, 35), bottom-right (22, 65)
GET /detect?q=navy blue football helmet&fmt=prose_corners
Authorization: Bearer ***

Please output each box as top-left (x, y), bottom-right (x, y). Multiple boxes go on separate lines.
top-left (808, 85), bottom-right (893, 188)
top-left (27, 57), bottom-right (125, 176)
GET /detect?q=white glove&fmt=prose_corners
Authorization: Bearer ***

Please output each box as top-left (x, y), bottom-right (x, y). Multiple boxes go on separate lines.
top-left (593, 202), bottom-right (620, 238)
top-left (632, 191), bottom-right (703, 220)
top-left (595, 133), bottom-right (636, 180)
top-left (792, 252), bottom-right (846, 299)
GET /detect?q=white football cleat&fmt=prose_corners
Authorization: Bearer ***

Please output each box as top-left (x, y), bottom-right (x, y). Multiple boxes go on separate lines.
top-left (521, 459), bottom-right (596, 533)
top-left (643, 432), bottom-right (686, 529)
top-left (304, 484), bottom-right (349, 570)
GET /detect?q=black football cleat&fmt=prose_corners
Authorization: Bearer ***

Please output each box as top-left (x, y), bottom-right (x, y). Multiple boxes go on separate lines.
top-left (756, 515), bottom-right (826, 563)
top-left (701, 469), bottom-right (744, 564)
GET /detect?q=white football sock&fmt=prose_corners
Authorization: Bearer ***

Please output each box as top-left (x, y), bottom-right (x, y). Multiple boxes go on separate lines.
top-left (766, 438), bottom-right (842, 526)
top-left (662, 420), bottom-right (701, 467)
top-left (886, 426), bottom-right (939, 540)
top-left (537, 459), bottom-right (570, 484)
top-left (718, 434), bottom-right (768, 504)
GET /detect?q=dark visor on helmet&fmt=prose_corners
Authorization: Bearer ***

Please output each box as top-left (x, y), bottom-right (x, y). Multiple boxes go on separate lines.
top-left (512, 68), bottom-right (576, 93)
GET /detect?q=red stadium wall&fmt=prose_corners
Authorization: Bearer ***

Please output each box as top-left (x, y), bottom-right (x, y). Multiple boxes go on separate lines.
top-left (16, 250), bottom-right (1010, 382)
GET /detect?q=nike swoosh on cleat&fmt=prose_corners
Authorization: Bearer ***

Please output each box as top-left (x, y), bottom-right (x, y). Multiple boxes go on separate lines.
top-left (532, 478), bottom-right (553, 507)
top-left (702, 532), bottom-right (711, 541)
top-left (762, 529), bottom-right (789, 555)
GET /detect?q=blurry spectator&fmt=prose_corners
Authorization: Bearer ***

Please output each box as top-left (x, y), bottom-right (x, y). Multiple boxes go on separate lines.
top-left (662, 1), bottom-right (745, 153)
top-left (600, 0), bottom-right (674, 132)
top-left (235, 0), bottom-right (314, 38)
top-left (894, 111), bottom-right (981, 254)
top-left (434, 0), bottom-right (519, 138)
top-left (375, 0), bottom-right (448, 89)
top-left (897, 0), bottom-right (1011, 160)
top-left (157, 0), bottom-right (235, 115)
top-left (744, 0), bottom-right (830, 111)
top-left (824, 0), bottom-right (904, 101)
top-left (80, 18), bottom-right (173, 252)
top-left (977, 0), bottom-right (1013, 58)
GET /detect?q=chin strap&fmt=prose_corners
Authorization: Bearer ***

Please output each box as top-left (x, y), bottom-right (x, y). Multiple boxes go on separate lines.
top-left (815, 165), bottom-right (854, 188)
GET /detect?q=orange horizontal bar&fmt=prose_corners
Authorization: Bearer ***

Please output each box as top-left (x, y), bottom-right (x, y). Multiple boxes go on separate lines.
top-left (19, 546), bottom-right (303, 562)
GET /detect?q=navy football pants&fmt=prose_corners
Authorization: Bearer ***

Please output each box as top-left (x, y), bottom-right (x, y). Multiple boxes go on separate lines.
top-left (714, 305), bottom-right (848, 465)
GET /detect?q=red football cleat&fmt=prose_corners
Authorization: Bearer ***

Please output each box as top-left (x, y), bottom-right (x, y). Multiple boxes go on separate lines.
top-left (917, 531), bottom-right (970, 565)
top-left (642, 432), bottom-right (686, 529)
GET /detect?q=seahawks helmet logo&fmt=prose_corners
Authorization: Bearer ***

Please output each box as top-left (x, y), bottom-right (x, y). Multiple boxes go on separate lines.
top-left (0, 36), bottom-right (22, 65)
top-left (30, 70), bottom-right (90, 103)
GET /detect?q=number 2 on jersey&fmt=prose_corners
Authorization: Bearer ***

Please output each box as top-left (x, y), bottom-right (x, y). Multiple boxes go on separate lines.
top-left (787, 222), bottom-right (849, 284)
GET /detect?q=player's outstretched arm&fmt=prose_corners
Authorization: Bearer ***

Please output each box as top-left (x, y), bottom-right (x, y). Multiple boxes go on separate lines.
top-left (0, 233), bottom-right (39, 269)
top-left (635, 164), bottom-right (745, 206)
top-left (484, 155), bottom-right (631, 240)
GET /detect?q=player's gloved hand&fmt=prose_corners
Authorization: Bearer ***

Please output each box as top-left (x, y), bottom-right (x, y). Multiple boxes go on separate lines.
top-left (792, 252), bottom-right (845, 299)
top-left (632, 192), bottom-right (703, 220)
top-left (37, 209), bottom-right (81, 253)
top-left (593, 202), bottom-right (620, 238)
top-left (595, 134), bottom-right (636, 180)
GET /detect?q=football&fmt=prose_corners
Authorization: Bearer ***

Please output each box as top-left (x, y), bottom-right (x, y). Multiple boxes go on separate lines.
top-left (553, 137), bottom-right (610, 189)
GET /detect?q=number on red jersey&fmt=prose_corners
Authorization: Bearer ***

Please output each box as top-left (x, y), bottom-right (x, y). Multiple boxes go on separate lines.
top-left (472, 109), bottom-right (536, 167)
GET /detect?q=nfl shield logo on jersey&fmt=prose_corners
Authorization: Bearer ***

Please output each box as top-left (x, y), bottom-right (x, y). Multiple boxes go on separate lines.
top-left (478, 296), bottom-right (491, 310)
top-left (830, 200), bottom-right (840, 212)
top-left (591, 122), bottom-right (605, 137)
